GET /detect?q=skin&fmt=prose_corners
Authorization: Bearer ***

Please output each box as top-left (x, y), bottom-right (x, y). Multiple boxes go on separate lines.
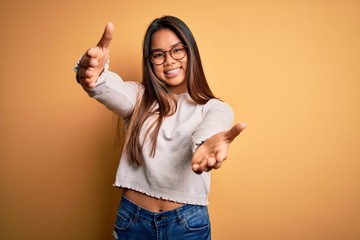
top-left (77, 23), bottom-right (246, 211)
top-left (150, 28), bottom-right (188, 94)
top-left (77, 23), bottom-right (113, 89)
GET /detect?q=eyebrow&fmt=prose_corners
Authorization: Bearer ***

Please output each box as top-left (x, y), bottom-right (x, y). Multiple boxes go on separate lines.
top-left (150, 42), bottom-right (183, 52)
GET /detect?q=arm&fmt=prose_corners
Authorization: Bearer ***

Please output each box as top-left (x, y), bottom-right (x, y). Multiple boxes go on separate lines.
top-left (75, 22), bottom-right (141, 117)
top-left (191, 100), bottom-right (246, 174)
top-left (84, 70), bottom-right (142, 117)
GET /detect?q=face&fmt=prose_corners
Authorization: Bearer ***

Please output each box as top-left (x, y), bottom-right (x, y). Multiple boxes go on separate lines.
top-left (150, 28), bottom-right (188, 94)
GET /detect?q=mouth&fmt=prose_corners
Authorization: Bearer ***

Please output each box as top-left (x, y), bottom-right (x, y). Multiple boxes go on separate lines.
top-left (164, 67), bottom-right (181, 77)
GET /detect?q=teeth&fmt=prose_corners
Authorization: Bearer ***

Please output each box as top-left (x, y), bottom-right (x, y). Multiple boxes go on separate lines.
top-left (165, 68), bottom-right (180, 74)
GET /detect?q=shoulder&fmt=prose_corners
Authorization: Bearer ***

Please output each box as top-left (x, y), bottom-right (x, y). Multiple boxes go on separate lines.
top-left (204, 98), bottom-right (233, 112)
top-left (197, 98), bottom-right (234, 121)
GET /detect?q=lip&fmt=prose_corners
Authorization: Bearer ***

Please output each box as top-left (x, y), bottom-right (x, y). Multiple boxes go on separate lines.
top-left (164, 67), bottom-right (181, 78)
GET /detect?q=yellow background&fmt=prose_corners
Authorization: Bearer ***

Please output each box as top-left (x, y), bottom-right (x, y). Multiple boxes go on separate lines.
top-left (1, 0), bottom-right (359, 239)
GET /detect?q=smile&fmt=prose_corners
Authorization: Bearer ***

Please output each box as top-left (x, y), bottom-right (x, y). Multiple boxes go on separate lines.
top-left (164, 68), bottom-right (181, 77)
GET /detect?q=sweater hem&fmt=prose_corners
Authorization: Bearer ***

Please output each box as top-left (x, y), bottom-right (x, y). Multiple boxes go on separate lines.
top-left (113, 183), bottom-right (209, 206)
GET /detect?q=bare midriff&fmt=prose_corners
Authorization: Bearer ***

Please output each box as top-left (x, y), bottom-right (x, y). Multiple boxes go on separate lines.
top-left (123, 189), bottom-right (184, 212)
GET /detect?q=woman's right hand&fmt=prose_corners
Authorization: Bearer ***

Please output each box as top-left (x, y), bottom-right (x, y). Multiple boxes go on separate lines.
top-left (77, 22), bottom-right (114, 88)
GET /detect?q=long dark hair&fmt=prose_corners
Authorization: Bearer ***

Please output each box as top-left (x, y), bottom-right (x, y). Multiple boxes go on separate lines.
top-left (125, 16), bottom-right (216, 166)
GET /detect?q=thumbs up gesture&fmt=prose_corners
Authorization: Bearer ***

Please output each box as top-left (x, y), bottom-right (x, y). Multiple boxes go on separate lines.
top-left (77, 22), bottom-right (114, 88)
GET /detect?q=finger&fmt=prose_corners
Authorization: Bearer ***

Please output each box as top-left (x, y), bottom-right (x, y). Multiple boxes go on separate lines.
top-left (225, 122), bottom-right (247, 141)
top-left (205, 158), bottom-right (217, 172)
top-left (86, 47), bottom-right (102, 61)
top-left (192, 163), bottom-right (202, 174)
top-left (207, 158), bottom-right (216, 167)
top-left (78, 63), bottom-right (96, 78)
top-left (83, 78), bottom-right (97, 88)
top-left (78, 68), bottom-right (94, 80)
top-left (78, 67), bottom-right (87, 79)
top-left (191, 145), bottom-right (206, 164)
top-left (192, 158), bottom-right (208, 174)
top-left (215, 150), bottom-right (227, 163)
top-left (87, 81), bottom-right (96, 88)
top-left (200, 157), bottom-right (210, 171)
top-left (83, 73), bottom-right (97, 84)
top-left (97, 22), bottom-right (114, 50)
top-left (79, 54), bottom-right (91, 67)
top-left (213, 161), bottom-right (222, 169)
top-left (84, 68), bottom-right (97, 78)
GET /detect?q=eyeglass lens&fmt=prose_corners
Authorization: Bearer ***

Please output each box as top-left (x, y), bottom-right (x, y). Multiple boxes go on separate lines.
top-left (150, 45), bottom-right (187, 65)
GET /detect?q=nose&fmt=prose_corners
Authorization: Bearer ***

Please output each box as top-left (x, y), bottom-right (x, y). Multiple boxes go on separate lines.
top-left (164, 51), bottom-right (175, 65)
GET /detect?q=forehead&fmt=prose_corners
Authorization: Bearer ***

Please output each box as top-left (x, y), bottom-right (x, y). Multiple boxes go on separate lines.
top-left (150, 28), bottom-right (182, 49)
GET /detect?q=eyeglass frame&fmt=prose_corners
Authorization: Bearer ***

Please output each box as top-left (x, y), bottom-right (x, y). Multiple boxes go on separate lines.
top-left (147, 44), bottom-right (188, 65)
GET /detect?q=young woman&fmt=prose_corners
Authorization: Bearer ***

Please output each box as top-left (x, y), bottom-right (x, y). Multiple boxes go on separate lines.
top-left (75, 16), bottom-right (246, 240)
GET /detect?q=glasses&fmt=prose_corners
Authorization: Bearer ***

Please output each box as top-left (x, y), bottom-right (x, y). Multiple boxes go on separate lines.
top-left (148, 45), bottom-right (188, 65)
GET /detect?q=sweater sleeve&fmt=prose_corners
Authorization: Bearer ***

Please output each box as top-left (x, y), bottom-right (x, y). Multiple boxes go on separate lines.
top-left (191, 99), bottom-right (234, 153)
top-left (83, 71), bottom-right (142, 118)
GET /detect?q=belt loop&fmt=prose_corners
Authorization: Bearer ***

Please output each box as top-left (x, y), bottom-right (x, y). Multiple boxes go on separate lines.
top-left (133, 206), bottom-right (141, 223)
top-left (175, 207), bottom-right (183, 223)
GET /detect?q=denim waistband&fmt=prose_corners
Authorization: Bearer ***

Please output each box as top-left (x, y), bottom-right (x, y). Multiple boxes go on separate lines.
top-left (120, 195), bottom-right (207, 226)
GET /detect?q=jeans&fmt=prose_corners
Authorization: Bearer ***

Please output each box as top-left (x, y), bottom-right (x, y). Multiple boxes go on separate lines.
top-left (113, 195), bottom-right (211, 240)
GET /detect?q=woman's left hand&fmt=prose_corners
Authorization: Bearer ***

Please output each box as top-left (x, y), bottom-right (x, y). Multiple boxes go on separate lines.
top-left (191, 122), bottom-right (247, 174)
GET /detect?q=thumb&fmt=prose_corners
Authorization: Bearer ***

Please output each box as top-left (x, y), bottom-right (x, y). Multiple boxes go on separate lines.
top-left (225, 122), bottom-right (247, 141)
top-left (97, 22), bottom-right (114, 49)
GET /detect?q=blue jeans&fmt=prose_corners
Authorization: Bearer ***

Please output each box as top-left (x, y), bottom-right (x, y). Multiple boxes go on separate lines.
top-left (113, 195), bottom-right (211, 240)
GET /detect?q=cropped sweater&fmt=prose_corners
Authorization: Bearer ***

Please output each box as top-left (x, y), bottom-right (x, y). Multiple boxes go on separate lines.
top-left (85, 71), bottom-right (234, 205)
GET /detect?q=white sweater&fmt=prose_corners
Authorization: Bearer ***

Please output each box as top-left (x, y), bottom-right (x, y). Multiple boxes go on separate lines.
top-left (86, 71), bottom-right (234, 205)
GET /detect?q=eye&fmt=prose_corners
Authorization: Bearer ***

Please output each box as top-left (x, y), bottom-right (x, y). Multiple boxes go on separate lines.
top-left (172, 46), bottom-right (184, 53)
top-left (151, 52), bottom-right (165, 59)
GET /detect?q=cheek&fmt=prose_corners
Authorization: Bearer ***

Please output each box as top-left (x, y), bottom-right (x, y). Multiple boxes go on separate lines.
top-left (181, 57), bottom-right (188, 71)
top-left (153, 67), bottom-right (164, 79)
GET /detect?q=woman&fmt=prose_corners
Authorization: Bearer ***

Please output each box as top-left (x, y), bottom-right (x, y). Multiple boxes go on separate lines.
top-left (75, 16), bottom-right (246, 240)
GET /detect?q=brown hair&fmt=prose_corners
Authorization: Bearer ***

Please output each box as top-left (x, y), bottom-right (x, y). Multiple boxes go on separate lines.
top-left (124, 16), bottom-right (216, 166)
